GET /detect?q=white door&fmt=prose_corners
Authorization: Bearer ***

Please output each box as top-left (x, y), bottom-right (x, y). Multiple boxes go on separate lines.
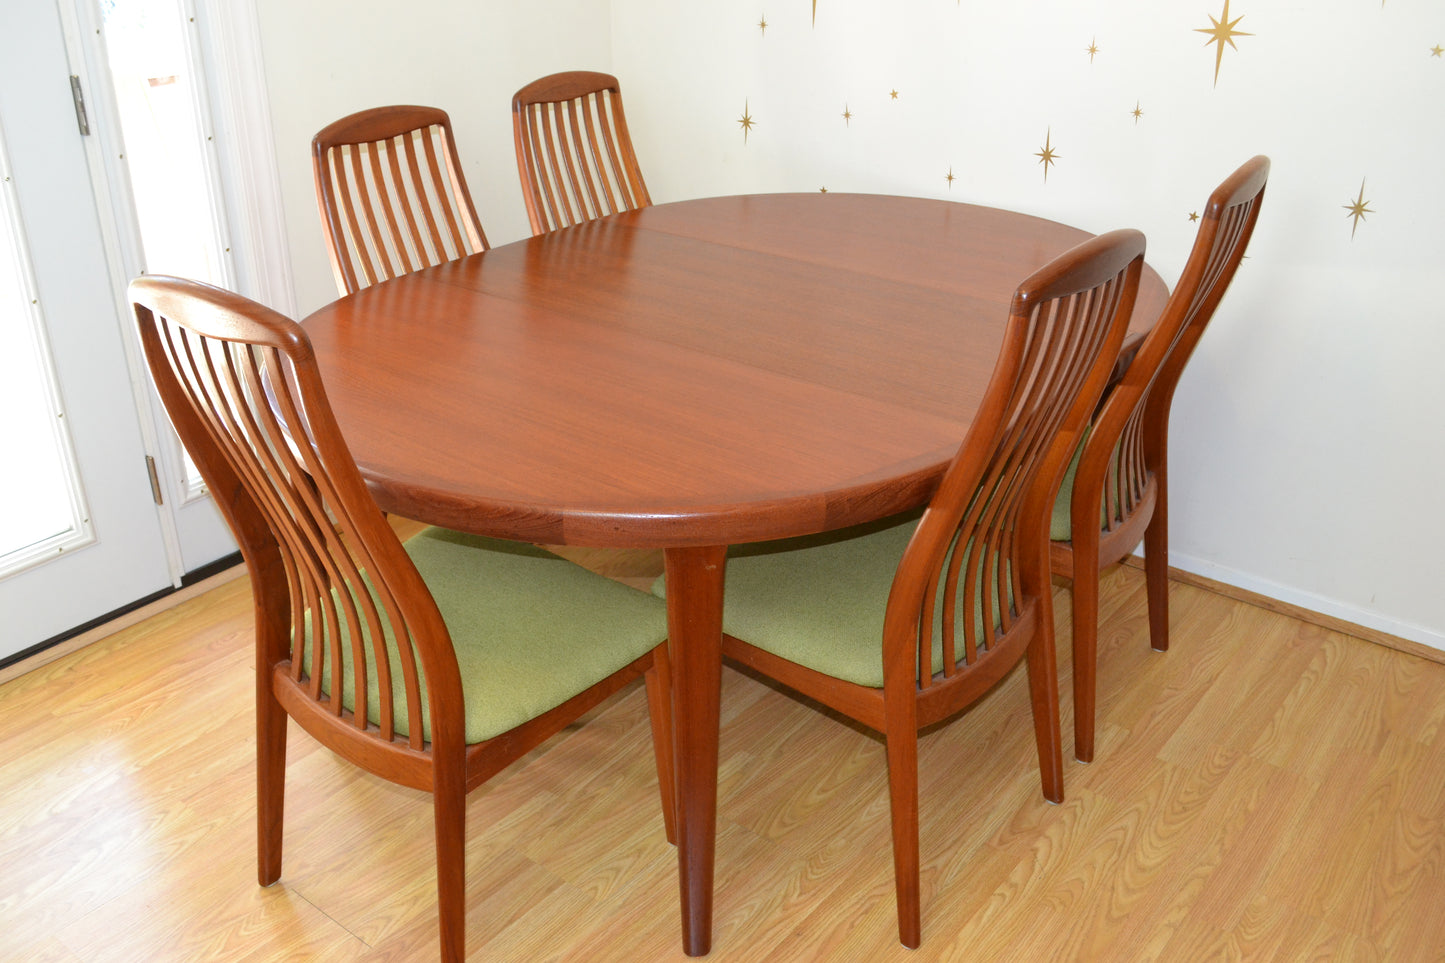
top-left (0, 0), bottom-right (253, 663)
top-left (72, 0), bottom-right (240, 573)
top-left (0, 0), bottom-right (174, 661)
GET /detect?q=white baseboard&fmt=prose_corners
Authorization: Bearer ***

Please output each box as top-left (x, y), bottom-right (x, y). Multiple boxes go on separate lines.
top-left (1159, 550), bottom-right (1445, 652)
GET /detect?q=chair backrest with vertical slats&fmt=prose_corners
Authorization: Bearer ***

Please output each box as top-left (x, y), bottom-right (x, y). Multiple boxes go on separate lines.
top-left (312, 105), bottom-right (488, 295)
top-left (1083, 156), bottom-right (1269, 534)
top-left (130, 276), bottom-right (463, 757)
top-left (512, 71), bottom-right (651, 235)
top-left (885, 231), bottom-right (1146, 690)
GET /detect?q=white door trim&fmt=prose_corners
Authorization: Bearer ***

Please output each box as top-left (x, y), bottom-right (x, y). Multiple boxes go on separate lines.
top-left (194, 0), bottom-right (297, 318)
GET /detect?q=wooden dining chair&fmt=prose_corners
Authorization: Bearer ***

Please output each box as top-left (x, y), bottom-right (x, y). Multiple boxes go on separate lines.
top-left (129, 276), bottom-right (675, 963)
top-left (698, 230), bottom-right (1146, 947)
top-left (1050, 156), bottom-right (1269, 764)
top-left (511, 71), bottom-right (651, 235)
top-left (312, 105), bottom-right (488, 295)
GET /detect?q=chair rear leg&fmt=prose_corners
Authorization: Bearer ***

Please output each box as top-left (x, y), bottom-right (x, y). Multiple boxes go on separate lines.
top-left (884, 726), bottom-right (922, 948)
top-left (257, 680), bottom-right (287, 886)
top-left (1024, 622), bottom-right (1065, 804)
top-left (644, 644), bottom-right (678, 845)
top-left (1144, 471), bottom-right (1170, 653)
top-left (1069, 544), bottom-right (1102, 764)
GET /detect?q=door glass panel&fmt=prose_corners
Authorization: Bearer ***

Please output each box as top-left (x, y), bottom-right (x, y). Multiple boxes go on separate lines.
top-left (100, 0), bottom-right (231, 494)
top-left (100, 0), bottom-right (228, 284)
top-left (0, 139), bottom-right (91, 576)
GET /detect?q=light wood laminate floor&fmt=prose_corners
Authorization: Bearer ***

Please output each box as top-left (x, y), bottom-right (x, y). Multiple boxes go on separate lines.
top-left (2, 543), bottom-right (1442, 961)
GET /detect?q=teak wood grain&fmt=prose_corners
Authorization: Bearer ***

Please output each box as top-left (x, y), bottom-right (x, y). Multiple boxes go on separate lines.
top-left (300, 193), bottom-right (1169, 955)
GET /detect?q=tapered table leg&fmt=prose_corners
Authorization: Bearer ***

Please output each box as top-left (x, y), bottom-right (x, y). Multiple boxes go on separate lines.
top-left (664, 545), bottom-right (727, 956)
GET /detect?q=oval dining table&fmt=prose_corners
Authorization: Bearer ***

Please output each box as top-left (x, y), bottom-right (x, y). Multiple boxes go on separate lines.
top-left (302, 192), bottom-right (1168, 955)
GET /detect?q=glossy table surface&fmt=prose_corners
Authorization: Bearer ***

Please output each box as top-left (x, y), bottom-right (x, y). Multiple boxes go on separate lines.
top-left (303, 192), bottom-right (1167, 954)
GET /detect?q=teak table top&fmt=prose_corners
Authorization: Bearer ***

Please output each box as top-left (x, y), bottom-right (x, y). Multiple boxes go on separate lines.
top-left (303, 192), bottom-right (1168, 955)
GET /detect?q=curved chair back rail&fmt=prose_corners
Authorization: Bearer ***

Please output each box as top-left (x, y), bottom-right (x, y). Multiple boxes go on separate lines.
top-left (512, 71), bottom-right (651, 235)
top-left (1052, 155), bottom-right (1270, 764)
top-left (714, 229), bottom-right (1146, 948)
top-left (312, 105), bottom-right (488, 294)
top-left (129, 276), bottom-right (673, 963)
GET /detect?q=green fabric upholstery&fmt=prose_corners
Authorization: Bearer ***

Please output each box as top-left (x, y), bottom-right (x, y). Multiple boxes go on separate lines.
top-left (1050, 429), bottom-right (1119, 542)
top-left (1050, 434), bottom-right (1087, 541)
top-left (653, 513), bottom-right (1012, 689)
top-left (303, 527), bottom-right (668, 744)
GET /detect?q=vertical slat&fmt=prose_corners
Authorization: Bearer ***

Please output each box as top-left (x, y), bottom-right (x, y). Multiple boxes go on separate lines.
top-left (438, 126), bottom-right (485, 253)
top-left (532, 106), bottom-right (565, 230)
top-left (939, 530), bottom-right (962, 674)
top-left (565, 96), bottom-right (606, 219)
top-left (349, 144), bottom-right (394, 285)
top-left (365, 137), bottom-right (411, 278)
top-left (402, 132), bottom-right (448, 262)
top-left (334, 147), bottom-right (381, 288)
top-left (383, 134), bottom-right (427, 275)
top-left (555, 99), bottom-right (588, 219)
top-left (917, 555), bottom-right (939, 686)
top-left (577, 95), bottom-right (616, 216)
top-left (540, 105), bottom-right (576, 229)
top-left (593, 92), bottom-right (631, 210)
top-left (418, 129), bottom-right (465, 261)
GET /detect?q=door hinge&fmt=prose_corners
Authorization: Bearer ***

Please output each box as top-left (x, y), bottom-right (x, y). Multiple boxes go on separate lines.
top-left (69, 75), bottom-right (90, 136)
top-left (145, 455), bottom-right (164, 506)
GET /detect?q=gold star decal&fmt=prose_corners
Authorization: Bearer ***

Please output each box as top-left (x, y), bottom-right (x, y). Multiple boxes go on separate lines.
top-left (842, 104), bottom-right (852, 126)
top-left (758, 15), bottom-right (767, 35)
top-left (1087, 38), bottom-right (1100, 62)
top-left (1035, 129), bottom-right (1059, 183)
top-left (1195, 1), bottom-right (1252, 87)
top-left (738, 100), bottom-right (755, 144)
top-left (1343, 178), bottom-right (1373, 239)
top-left (1188, 211), bottom-right (1199, 222)
top-left (1431, 45), bottom-right (1443, 57)
top-left (945, 166), bottom-right (956, 189)
top-left (819, 186), bottom-right (828, 193)
top-left (890, 89), bottom-right (899, 100)
top-left (1131, 101), bottom-right (1143, 124)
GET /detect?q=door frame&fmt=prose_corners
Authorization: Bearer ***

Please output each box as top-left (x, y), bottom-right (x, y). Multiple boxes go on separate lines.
top-left (58, 0), bottom-right (295, 582)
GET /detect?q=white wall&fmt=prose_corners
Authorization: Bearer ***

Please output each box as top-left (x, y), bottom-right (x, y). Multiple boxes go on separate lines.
top-left (254, 0), bottom-right (614, 315)
top-left (607, 0), bottom-right (1444, 647)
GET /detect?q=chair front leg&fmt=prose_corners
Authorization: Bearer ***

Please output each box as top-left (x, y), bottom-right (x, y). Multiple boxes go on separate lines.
top-left (257, 676), bottom-right (287, 886)
top-left (884, 722), bottom-right (922, 949)
top-left (433, 763), bottom-right (468, 963)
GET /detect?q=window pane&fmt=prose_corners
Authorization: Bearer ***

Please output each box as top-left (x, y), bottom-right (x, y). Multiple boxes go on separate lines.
top-left (0, 162), bottom-right (87, 567)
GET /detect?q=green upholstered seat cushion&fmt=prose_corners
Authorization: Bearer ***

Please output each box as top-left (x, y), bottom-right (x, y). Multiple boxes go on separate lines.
top-left (653, 513), bottom-right (1011, 689)
top-left (303, 527), bottom-right (668, 744)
